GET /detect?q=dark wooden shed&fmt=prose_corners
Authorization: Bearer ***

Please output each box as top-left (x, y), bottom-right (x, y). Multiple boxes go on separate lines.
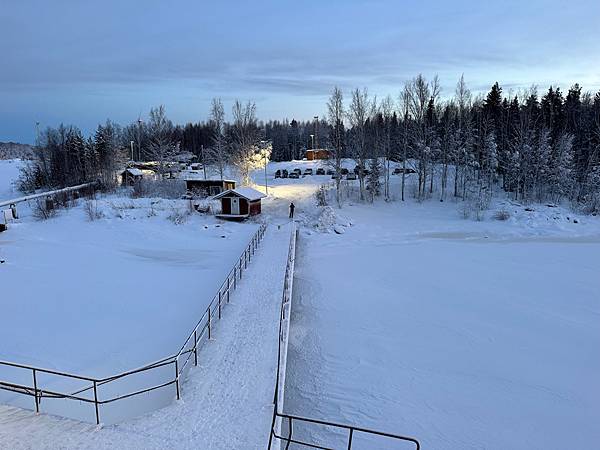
top-left (181, 175), bottom-right (236, 197)
top-left (213, 187), bottom-right (266, 220)
top-left (121, 168), bottom-right (144, 186)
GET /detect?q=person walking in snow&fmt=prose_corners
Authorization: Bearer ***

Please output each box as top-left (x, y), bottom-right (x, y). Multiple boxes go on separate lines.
top-left (289, 202), bottom-right (295, 219)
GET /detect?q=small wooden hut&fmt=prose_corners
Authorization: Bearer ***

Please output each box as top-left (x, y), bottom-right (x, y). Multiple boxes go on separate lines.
top-left (214, 187), bottom-right (266, 220)
top-left (121, 168), bottom-right (144, 186)
top-left (180, 172), bottom-right (236, 197)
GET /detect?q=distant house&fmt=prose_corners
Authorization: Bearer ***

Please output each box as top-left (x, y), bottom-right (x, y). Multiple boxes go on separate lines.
top-left (306, 149), bottom-right (330, 160)
top-left (121, 168), bottom-right (144, 186)
top-left (179, 171), bottom-right (236, 197)
top-left (213, 187), bottom-right (266, 220)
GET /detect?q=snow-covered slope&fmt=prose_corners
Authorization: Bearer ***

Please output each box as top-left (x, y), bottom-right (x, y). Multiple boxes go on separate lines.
top-left (0, 159), bottom-right (22, 200)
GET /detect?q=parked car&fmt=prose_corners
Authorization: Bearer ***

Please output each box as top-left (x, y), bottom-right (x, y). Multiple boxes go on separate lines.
top-left (293, 168), bottom-right (302, 175)
top-left (331, 173), bottom-right (340, 179)
top-left (341, 168), bottom-right (349, 175)
top-left (275, 169), bottom-right (281, 178)
top-left (346, 172), bottom-right (357, 180)
top-left (289, 172), bottom-right (300, 179)
top-left (362, 168), bottom-right (371, 176)
top-left (326, 169), bottom-right (335, 175)
top-left (304, 168), bottom-right (313, 175)
top-left (281, 169), bottom-right (289, 178)
top-left (316, 168), bottom-right (325, 175)
top-left (393, 167), bottom-right (416, 174)
top-left (353, 166), bottom-right (361, 174)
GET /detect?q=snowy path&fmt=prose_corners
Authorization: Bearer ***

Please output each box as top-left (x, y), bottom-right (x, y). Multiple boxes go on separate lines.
top-left (0, 224), bottom-right (292, 450)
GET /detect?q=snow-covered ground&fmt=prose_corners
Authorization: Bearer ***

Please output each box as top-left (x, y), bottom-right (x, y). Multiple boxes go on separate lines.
top-left (0, 223), bottom-right (292, 449)
top-left (1, 200), bottom-right (259, 375)
top-left (277, 165), bottom-right (600, 449)
top-left (0, 160), bottom-right (267, 422)
top-left (0, 159), bottom-right (22, 200)
top-left (2, 158), bottom-right (599, 449)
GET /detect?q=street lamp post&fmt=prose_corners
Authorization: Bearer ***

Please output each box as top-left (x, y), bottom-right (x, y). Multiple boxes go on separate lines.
top-left (310, 134), bottom-right (314, 150)
top-left (137, 118), bottom-right (143, 161)
top-left (264, 151), bottom-right (268, 195)
top-left (261, 141), bottom-right (268, 195)
top-left (314, 115), bottom-right (319, 150)
top-left (130, 141), bottom-right (134, 162)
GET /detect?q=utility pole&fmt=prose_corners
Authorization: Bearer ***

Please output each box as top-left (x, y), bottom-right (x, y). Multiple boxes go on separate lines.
top-left (35, 121), bottom-right (40, 147)
top-left (130, 141), bottom-right (135, 161)
top-left (310, 134), bottom-right (314, 150)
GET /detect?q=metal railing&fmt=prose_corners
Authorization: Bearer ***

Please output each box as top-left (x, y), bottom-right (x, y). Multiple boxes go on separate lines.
top-left (0, 181), bottom-right (98, 208)
top-left (0, 223), bottom-right (267, 425)
top-left (271, 413), bottom-right (420, 450)
top-left (267, 226), bottom-right (421, 449)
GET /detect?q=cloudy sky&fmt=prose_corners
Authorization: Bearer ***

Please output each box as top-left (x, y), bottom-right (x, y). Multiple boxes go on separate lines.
top-left (1, 0), bottom-right (599, 143)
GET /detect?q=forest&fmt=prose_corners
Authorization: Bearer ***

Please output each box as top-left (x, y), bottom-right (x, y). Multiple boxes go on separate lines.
top-left (19, 75), bottom-right (600, 215)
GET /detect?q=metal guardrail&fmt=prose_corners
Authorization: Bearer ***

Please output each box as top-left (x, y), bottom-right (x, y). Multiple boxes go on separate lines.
top-left (267, 225), bottom-right (421, 449)
top-left (0, 223), bottom-right (267, 425)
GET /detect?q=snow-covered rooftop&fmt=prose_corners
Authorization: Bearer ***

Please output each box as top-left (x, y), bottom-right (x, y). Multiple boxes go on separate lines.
top-left (123, 168), bottom-right (143, 176)
top-left (214, 187), bottom-right (266, 201)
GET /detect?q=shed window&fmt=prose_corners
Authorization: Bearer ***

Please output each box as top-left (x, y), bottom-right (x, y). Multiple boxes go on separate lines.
top-left (210, 186), bottom-right (222, 196)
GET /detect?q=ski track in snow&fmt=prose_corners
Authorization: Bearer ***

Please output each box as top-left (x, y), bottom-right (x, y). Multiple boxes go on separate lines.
top-left (0, 224), bottom-right (292, 450)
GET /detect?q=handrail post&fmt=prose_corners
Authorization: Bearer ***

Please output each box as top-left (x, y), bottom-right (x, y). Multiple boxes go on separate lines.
top-left (286, 416), bottom-right (293, 450)
top-left (174, 359), bottom-right (180, 400)
top-left (32, 369), bottom-right (39, 414)
top-left (347, 428), bottom-right (354, 450)
top-left (234, 267), bottom-right (237, 289)
top-left (227, 276), bottom-right (230, 303)
top-left (208, 306), bottom-right (212, 340)
top-left (193, 330), bottom-right (198, 366)
top-left (93, 380), bottom-right (100, 425)
top-left (218, 290), bottom-right (222, 319)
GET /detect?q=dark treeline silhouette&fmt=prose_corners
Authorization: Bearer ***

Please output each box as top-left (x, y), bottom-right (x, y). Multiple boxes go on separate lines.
top-left (19, 78), bottom-right (600, 214)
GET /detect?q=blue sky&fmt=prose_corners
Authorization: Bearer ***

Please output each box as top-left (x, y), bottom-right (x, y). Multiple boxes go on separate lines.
top-left (1, 0), bottom-right (599, 143)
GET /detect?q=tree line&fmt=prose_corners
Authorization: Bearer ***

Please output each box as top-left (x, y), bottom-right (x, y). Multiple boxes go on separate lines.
top-left (318, 76), bottom-right (600, 214)
top-left (19, 76), bottom-right (600, 215)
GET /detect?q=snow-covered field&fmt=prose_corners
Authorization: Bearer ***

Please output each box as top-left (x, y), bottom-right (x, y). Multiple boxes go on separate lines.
top-left (1, 158), bottom-right (599, 448)
top-left (0, 160), bottom-right (263, 422)
top-left (277, 164), bottom-right (600, 449)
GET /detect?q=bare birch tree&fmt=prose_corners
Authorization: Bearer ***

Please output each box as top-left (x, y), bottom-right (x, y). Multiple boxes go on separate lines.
top-left (230, 100), bottom-right (261, 185)
top-left (206, 98), bottom-right (227, 180)
top-left (327, 86), bottom-right (345, 207)
top-left (347, 88), bottom-right (372, 201)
